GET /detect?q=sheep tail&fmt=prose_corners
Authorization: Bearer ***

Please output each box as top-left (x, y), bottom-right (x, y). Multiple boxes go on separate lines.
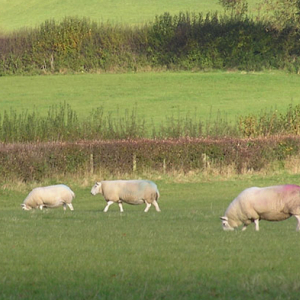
top-left (156, 190), bottom-right (160, 201)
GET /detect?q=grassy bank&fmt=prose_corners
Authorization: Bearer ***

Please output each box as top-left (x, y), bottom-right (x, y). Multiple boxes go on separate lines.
top-left (0, 0), bottom-right (261, 32)
top-left (1, 72), bottom-right (299, 123)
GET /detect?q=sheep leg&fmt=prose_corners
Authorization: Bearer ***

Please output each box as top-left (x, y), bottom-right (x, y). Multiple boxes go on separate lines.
top-left (254, 219), bottom-right (260, 231)
top-left (39, 205), bottom-right (44, 210)
top-left (242, 225), bottom-right (247, 231)
top-left (104, 201), bottom-right (114, 212)
top-left (67, 203), bottom-right (74, 211)
top-left (295, 215), bottom-right (300, 231)
top-left (144, 202), bottom-right (151, 212)
top-left (118, 202), bottom-right (124, 213)
top-left (152, 200), bottom-right (161, 212)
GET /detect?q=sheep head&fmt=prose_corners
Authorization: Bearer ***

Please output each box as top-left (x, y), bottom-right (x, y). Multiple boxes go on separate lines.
top-left (91, 182), bottom-right (102, 195)
top-left (220, 216), bottom-right (234, 231)
top-left (21, 204), bottom-right (32, 211)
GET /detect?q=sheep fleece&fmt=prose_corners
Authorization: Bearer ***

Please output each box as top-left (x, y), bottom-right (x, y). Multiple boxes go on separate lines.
top-left (100, 180), bottom-right (159, 204)
top-left (225, 185), bottom-right (300, 228)
top-left (23, 184), bottom-right (75, 209)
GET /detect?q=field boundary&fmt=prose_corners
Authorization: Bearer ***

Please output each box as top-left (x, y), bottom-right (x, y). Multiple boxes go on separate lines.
top-left (1, 135), bottom-right (299, 182)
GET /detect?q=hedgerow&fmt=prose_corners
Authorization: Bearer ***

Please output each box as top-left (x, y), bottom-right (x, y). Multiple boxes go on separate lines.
top-left (1, 102), bottom-right (300, 181)
top-left (0, 136), bottom-right (299, 182)
top-left (1, 12), bottom-right (300, 75)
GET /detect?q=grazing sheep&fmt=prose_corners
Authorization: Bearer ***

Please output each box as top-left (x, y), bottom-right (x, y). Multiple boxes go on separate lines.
top-left (91, 180), bottom-right (161, 212)
top-left (21, 184), bottom-right (75, 211)
top-left (220, 184), bottom-right (300, 231)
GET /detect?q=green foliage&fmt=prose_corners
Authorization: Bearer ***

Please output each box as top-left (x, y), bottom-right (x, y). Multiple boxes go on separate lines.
top-left (2, 13), bottom-right (300, 74)
top-left (1, 101), bottom-right (300, 182)
top-left (257, 0), bottom-right (300, 30)
top-left (238, 104), bottom-right (300, 137)
top-left (219, 0), bottom-right (249, 16)
top-left (2, 102), bottom-right (300, 143)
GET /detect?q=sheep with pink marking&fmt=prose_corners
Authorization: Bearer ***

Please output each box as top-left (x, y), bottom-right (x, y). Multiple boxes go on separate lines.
top-left (220, 184), bottom-right (300, 231)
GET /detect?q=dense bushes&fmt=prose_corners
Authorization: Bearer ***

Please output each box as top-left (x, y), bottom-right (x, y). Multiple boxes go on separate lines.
top-left (1, 13), bottom-right (300, 75)
top-left (0, 136), bottom-right (299, 182)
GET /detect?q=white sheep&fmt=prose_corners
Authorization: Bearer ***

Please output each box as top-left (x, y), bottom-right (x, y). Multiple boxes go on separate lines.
top-left (21, 184), bottom-right (75, 211)
top-left (220, 184), bottom-right (300, 231)
top-left (91, 180), bottom-right (161, 212)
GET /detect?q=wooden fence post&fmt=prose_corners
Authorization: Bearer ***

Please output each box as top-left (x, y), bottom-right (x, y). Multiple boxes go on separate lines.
top-left (163, 158), bottom-right (166, 174)
top-left (133, 153), bottom-right (137, 172)
top-left (90, 153), bottom-right (94, 174)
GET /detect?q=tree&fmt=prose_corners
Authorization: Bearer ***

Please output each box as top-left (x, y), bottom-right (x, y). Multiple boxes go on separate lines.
top-left (257, 0), bottom-right (300, 29)
top-left (218, 0), bottom-right (248, 16)
top-left (219, 0), bottom-right (300, 29)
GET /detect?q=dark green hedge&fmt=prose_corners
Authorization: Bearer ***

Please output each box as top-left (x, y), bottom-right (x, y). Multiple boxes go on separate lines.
top-left (0, 136), bottom-right (299, 182)
top-left (1, 13), bottom-right (300, 75)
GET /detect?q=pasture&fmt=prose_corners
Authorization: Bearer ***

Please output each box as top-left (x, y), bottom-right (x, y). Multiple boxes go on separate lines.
top-left (1, 71), bottom-right (300, 126)
top-left (0, 0), bottom-right (261, 33)
top-left (1, 174), bottom-right (300, 299)
top-left (2, 0), bottom-right (300, 298)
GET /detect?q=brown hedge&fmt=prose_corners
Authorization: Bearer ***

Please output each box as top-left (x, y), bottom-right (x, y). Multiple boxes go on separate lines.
top-left (0, 136), bottom-right (299, 182)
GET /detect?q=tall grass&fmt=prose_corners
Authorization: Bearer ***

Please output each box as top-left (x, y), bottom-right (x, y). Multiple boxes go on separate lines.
top-left (1, 103), bottom-right (300, 182)
top-left (1, 102), bottom-right (300, 142)
top-left (238, 104), bottom-right (300, 137)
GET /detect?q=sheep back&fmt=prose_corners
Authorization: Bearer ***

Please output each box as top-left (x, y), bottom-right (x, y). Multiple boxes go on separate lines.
top-left (101, 180), bottom-right (159, 204)
top-left (225, 185), bottom-right (300, 228)
top-left (23, 184), bottom-right (75, 208)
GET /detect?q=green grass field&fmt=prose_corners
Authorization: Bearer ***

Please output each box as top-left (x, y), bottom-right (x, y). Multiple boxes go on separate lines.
top-left (0, 0), bottom-right (261, 33)
top-left (2, 0), bottom-right (300, 299)
top-left (1, 174), bottom-right (300, 300)
top-left (1, 71), bottom-right (300, 126)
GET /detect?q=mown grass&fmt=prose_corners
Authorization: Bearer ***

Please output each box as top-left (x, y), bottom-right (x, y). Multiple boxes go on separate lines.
top-left (1, 71), bottom-right (300, 125)
top-left (1, 174), bottom-right (300, 299)
top-left (0, 0), bottom-right (261, 33)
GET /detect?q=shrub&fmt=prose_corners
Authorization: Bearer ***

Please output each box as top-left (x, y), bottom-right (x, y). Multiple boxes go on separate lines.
top-left (1, 13), bottom-right (300, 74)
top-left (1, 136), bottom-right (300, 182)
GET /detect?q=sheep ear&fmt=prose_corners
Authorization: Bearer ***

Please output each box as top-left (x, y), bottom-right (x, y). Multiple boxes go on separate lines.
top-left (220, 216), bottom-right (228, 221)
